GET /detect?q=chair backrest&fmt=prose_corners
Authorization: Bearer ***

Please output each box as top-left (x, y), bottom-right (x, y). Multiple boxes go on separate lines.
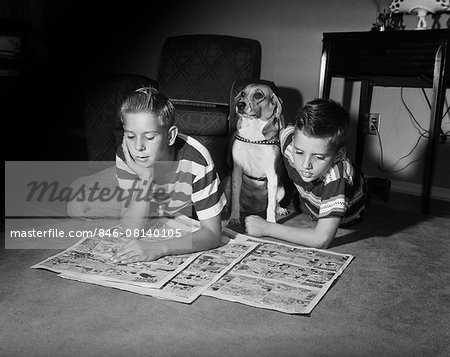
top-left (157, 34), bottom-right (262, 104)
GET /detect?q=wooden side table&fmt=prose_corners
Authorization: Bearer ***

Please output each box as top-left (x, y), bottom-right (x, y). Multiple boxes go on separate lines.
top-left (319, 30), bottom-right (450, 214)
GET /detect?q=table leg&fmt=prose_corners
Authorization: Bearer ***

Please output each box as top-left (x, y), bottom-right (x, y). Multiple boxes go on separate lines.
top-left (422, 42), bottom-right (448, 214)
top-left (355, 80), bottom-right (373, 170)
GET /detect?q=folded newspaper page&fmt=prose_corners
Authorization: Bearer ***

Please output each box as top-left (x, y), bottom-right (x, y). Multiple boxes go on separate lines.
top-left (61, 234), bottom-right (258, 304)
top-left (203, 235), bottom-right (353, 314)
top-left (31, 216), bottom-right (202, 289)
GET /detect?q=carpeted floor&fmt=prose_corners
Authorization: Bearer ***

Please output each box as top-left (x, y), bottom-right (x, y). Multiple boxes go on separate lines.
top-left (1, 198), bottom-right (449, 356)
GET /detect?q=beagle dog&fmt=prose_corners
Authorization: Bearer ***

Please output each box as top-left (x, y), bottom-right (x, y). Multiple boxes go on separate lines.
top-left (228, 83), bottom-right (288, 226)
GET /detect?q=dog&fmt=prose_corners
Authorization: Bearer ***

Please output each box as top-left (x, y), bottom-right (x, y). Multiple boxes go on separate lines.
top-left (228, 82), bottom-right (288, 226)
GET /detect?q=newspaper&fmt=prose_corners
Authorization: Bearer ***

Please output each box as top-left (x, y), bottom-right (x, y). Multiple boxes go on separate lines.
top-left (61, 232), bottom-right (258, 304)
top-left (203, 235), bottom-right (354, 314)
top-left (31, 216), bottom-right (202, 289)
top-left (31, 218), bottom-right (353, 314)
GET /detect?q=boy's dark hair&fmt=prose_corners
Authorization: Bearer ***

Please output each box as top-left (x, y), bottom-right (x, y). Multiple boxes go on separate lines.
top-left (119, 87), bottom-right (175, 129)
top-left (295, 98), bottom-right (350, 150)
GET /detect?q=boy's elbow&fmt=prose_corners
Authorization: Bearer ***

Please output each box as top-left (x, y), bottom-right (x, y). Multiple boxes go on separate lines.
top-left (210, 230), bottom-right (222, 248)
top-left (312, 219), bottom-right (340, 249)
top-left (311, 235), bottom-right (334, 249)
top-left (199, 214), bottom-right (222, 249)
top-left (314, 241), bottom-right (330, 249)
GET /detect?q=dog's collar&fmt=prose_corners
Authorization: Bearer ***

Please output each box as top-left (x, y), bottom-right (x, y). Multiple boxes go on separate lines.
top-left (244, 173), bottom-right (267, 181)
top-left (235, 134), bottom-right (280, 146)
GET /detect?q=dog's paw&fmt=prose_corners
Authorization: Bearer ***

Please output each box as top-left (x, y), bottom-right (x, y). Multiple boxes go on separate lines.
top-left (228, 217), bottom-right (241, 227)
top-left (276, 207), bottom-right (290, 216)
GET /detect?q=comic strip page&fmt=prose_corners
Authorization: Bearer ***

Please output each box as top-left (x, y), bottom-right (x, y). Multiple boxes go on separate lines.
top-left (204, 235), bottom-right (353, 314)
top-left (61, 239), bottom-right (258, 304)
top-left (31, 216), bottom-right (201, 289)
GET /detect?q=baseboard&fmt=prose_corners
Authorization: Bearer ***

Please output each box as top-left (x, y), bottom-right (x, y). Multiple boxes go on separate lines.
top-left (391, 180), bottom-right (450, 202)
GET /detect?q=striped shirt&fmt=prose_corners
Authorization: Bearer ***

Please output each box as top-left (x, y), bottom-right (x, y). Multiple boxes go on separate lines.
top-left (280, 126), bottom-right (366, 225)
top-left (116, 133), bottom-right (226, 220)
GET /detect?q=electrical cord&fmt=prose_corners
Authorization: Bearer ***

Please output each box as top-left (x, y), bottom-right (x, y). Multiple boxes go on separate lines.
top-left (375, 123), bottom-right (425, 173)
top-left (442, 105), bottom-right (450, 121)
top-left (400, 87), bottom-right (429, 137)
top-left (420, 86), bottom-right (431, 110)
top-left (376, 88), bottom-right (429, 173)
top-left (442, 105), bottom-right (450, 137)
top-left (375, 88), bottom-right (449, 172)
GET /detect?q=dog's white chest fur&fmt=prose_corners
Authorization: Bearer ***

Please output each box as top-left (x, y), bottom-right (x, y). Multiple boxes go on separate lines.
top-left (233, 116), bottom-right (281, 177)
top-left (236, 117), bottom-right (268, 141)
top-left (232, 139), bottom-right (279, 179)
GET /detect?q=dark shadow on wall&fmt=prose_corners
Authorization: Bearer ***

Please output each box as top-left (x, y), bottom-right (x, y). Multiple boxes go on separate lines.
top-left (276, 86), bottom-right (303, 209)
top-left (277, 86), bottom-right (303, 126)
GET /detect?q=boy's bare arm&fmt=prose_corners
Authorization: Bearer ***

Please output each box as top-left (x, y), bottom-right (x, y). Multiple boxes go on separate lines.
top-left (245, 215), bottom-right (341, 249)
top-left (119, 137), bottom-right (155, 232)
top-left (120, 179), bottom-right (152, 233)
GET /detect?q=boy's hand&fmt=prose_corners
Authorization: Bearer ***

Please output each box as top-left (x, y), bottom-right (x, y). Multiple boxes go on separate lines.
top-left (110, 239), bottom-right (165, 264)
top-left (244, 215), bottom-right (269, 237)
top-left (122, 137), bottom-right (153, 181)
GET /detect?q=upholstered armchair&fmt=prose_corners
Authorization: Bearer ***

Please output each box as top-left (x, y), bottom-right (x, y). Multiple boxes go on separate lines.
top-left (83, 34), bottom-right (262, 180)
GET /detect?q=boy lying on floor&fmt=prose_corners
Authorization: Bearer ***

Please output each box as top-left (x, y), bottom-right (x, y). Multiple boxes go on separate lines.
top-left (68, 87), bottom-right (226, 263)
top-left (244, 99), bottom-right (366, 248)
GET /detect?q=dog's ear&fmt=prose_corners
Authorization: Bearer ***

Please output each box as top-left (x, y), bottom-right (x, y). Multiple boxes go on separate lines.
top-left (262, 94), bottom-right (283, 139)
top-left (278, 113), bottom-right (286, 129)
top-left (233, 89), bottom-right (244, 106)
top-left (270, 94), bottom-right (283, 119)
top-left (270, 94), bottom-right (285, 128)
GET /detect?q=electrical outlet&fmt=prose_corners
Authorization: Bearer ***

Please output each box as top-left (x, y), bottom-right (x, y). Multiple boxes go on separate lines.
top-left (368, 113), bottom-right (381, 135)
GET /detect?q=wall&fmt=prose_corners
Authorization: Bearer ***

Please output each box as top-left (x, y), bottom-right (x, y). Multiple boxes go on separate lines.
top-left (11, 0), bottom-right (450, 196)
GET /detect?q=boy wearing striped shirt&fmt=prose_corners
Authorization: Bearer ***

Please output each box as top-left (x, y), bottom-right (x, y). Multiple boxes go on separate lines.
top-left (244, 99), bottom-right (366, 249)
top-left (110, 87), bottom-right (226, 263)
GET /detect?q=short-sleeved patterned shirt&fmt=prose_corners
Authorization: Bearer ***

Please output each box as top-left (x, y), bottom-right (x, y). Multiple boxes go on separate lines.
top-left (280, 126), bottom-right (366, 225)
top-left (116, 133), bottom-right (226, 220)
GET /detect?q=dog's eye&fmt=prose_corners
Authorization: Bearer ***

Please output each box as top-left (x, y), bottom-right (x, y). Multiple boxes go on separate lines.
top-left (254, 92), bottom-right (264, 100)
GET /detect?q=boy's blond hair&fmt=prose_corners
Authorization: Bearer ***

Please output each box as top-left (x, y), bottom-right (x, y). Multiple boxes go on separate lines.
top-left (119, 87), bottom-right (175, 129)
